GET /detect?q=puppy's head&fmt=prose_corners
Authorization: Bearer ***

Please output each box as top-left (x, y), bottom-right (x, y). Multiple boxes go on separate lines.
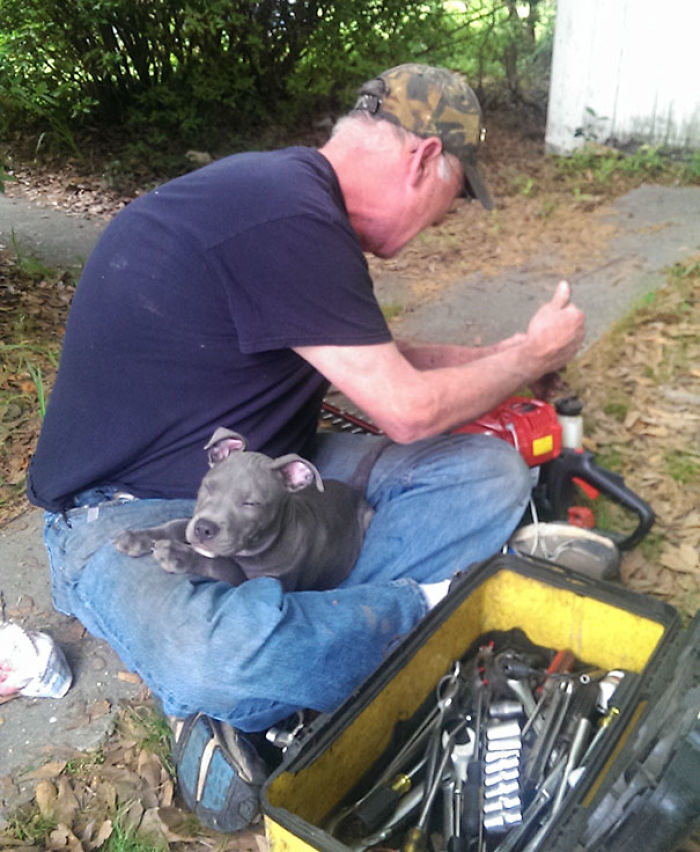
top-left (186, 428), bottom-right (323, 558)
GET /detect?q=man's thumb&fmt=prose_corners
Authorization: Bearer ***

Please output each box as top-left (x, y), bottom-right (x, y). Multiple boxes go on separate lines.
top-left (552, 279), bottom-right (571, 307)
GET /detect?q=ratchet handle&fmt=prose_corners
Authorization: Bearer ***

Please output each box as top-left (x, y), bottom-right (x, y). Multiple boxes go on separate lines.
top-left (462, 761), bottom-right (481, 838)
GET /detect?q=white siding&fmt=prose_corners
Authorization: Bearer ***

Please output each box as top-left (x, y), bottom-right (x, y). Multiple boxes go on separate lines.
top-left (545, 0), bottom-right (700, 154)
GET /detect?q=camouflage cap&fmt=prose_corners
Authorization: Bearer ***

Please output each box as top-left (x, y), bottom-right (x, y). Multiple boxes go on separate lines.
top-left (353, 63), bottom-right (494, 210)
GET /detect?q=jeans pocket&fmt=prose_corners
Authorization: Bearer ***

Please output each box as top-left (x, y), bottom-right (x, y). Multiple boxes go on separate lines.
top-left (43, 498), bottom-right (196, 615)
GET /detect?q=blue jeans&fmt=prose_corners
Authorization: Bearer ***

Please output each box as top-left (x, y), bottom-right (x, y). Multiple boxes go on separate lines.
top-left (44, 432), bottom-right (530, 731)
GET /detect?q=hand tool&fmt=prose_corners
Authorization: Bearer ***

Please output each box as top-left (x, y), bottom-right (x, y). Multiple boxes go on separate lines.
top-left (401, 717), bottom-right (470, 852)
top-left (326, 664), bottom-right (463, 838)
top-left (485, 754), bottom-right (520, 774)
top-left (353, 782), bottom-right (426, 851)
top-left (373, 662), bottom-right (463, 789)
top-left (442, 724), bottom-right (475, 852)
top-left (486, 748), bottom-right (521, 764)
top-left (484, 767), bottom-right (520, 786)
top-left (568, 704), bottom-right (622, 789)
top-left (346, 756), bottom-right (427, 837)
top-left (484, 793), bottom-right (521, 814)
top-left (493, 755), bottom-right (566, 852)
top-left (550, 682), bottom-right (598, 814)
top-left (596, 669), bottom-right (626, 712)
top-left (489, 699), bottom-right (524, 719)
top-left (522, 648), bottom-right (577, 737)
top-left (522, 680), bottom-right (573, 791)
top-left (487, 719), bottom-right (522, 741)
top-left (462, 678), bottom-right (489, 849)
top-left (506, 678), bottom-right (539, 726)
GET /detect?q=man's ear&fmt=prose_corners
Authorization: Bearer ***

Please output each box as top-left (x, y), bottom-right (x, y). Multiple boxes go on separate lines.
top-left (407, 137), bottom-right (444, 189)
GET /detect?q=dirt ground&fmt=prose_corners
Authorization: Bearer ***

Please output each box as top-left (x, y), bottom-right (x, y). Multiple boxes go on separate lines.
top-left (0, 112), bottom-right (698, 850)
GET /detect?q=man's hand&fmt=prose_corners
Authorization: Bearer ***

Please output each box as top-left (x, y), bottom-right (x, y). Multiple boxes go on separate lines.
top-left (525, 281), bottom-right (585, 376)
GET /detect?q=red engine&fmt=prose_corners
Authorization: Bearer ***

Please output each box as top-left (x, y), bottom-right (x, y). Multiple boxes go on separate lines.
top-left (452, 396), bottom-right (562, 468)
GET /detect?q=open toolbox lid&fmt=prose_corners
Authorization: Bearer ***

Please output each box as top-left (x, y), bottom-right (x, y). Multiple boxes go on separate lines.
top-left (262, 554), bottom-right (699, 851)
top-left (546, 609), bottom-right (700, 852)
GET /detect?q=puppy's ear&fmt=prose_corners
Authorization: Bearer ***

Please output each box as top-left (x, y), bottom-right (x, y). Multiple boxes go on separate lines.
top-left (205, 428), bottom-right (247, 466)
top-left (270, 455), bottom-right (324, 493)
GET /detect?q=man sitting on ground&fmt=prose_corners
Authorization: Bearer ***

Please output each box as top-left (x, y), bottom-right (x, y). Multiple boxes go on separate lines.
top-left (27, 63), bottom-right (584, 831)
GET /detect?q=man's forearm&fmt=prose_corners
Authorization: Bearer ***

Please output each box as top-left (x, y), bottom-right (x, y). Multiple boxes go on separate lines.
top-left (395, 334), bottom-right (526, 370)
top-left (296, 283), bottom-right (585, 444)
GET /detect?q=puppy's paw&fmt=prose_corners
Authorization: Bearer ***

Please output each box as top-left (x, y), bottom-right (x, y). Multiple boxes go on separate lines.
top-left (153, 539), bottom-right (197, 574)
top-left (113, 529), bottom-right (155, 557)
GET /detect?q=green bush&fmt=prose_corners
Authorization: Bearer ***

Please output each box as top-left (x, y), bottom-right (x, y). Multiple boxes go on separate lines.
top-left (0, 1), bottom-right (557, 158)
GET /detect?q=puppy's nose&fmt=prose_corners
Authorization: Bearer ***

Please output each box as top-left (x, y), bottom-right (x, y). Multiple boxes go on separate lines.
top-left (193, 519), bottom-right (219, 542)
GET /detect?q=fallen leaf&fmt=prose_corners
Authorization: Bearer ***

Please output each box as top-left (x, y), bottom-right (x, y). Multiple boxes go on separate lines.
top-left (117, 671), bottom-right (142, 684)
top-left (660, 546), bottom-right (697, 574)
top-left (48, 824), bottom-right (84, 852)
top-left (55, 777), bottom-right (80, 827)
top-left (86, 699), bottom-right (111, 722)
top-left (138, 807), bottom-right (170, 845)
top-left (120, 798), bottom-right (144, 833)
top-left (88, 820), bottom-right (112, 851)
top-left (136, 751), bottom-right (163, 789)
top-left (160, 777), bottom-right (174, 807)
top-left (93, 780), bottom-right (117, 812)
top-left (22, 760), bottom-right (67, 781)
top-left (35, 779), bottom-right (58, 819)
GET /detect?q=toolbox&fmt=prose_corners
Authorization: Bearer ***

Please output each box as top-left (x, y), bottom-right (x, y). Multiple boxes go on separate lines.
top-left (261, 553), bottom-right (699, 851)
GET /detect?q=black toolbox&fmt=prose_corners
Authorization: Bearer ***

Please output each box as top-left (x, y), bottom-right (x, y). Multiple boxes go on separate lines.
top-left (261, 553), bottom-right (699, 851)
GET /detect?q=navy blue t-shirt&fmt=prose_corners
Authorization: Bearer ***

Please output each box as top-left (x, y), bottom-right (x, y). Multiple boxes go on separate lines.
top-left (27, 148), bottom-right (391, 512)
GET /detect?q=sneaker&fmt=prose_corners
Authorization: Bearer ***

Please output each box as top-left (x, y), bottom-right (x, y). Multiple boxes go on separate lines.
top-left (170, 713), bottom-right (270, 833)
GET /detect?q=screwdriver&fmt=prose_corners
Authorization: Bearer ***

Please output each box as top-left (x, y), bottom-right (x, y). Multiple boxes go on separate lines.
top-left (462, 685), bottom-right (487, 847)
top-left (401, 718), bottom-right (469, 852)
top-left (550, 682), bottom-right (598, 814)
top-left (348, 756), bottom-right (426, 836)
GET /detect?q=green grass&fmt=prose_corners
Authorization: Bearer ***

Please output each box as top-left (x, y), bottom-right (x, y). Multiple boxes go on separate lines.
top-left (512, 174), bottom-right (536, 196)
top-left (602, 399), bottom-right (628, 423)
top-left (103, 810), bottom-right (168, 852)
top-left (121, 704), bottom-right (175, 778)
top-left (10, 230), bottom-right (58, 280)
top-left (380, 301), bottom-right (404, 322)
top-left (5, 811), bottom-right (58, 845)
top-left (663, 449), bottom-right (699, 486)
top-left (593, 446), bottom-right (624, 474)
top-left (553, 142), bottom-right (699, 191)
top-left (25, 359), bottom-right (47, 418)
top-left (639, 531), bottom-right (664, 563)
top-left (64, 749), bottom-right (105, 776)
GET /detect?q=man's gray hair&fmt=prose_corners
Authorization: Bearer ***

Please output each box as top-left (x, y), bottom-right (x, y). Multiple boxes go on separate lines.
top-left (331, 112), bottom-right (412, 151)
top-left (331, 112), bottom-right (454, 184)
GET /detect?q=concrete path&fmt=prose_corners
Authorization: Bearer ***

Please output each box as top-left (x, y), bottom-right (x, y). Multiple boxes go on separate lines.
top-left (0, 194), bottom-right (104, 270)
top-left (0, 183), bottom-right (698, 820)
top-left (391, 185), bottom-right (700, 347)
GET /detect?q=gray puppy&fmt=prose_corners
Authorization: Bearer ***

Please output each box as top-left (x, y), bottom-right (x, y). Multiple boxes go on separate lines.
top-left (114, 428), bottom-right (373, 591)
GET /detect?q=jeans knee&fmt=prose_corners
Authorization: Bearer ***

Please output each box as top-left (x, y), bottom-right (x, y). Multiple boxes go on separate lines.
top-left (488, 439), bottom-right (532, 510)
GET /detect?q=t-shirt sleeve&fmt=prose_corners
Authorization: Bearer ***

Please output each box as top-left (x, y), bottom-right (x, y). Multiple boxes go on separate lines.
top-left (217, 214), bottom-right (392, 353)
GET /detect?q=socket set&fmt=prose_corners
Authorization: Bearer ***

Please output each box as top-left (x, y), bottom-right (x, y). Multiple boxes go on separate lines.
top-left (325, 629), bottom-right (632, 851)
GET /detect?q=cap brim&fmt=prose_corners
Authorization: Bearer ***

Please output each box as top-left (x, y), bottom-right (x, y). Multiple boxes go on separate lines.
top-left (462, 160), bottom-right (494, 210)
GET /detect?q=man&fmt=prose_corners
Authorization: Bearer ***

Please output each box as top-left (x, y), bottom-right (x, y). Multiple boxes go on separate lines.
top-left (28, 64), bottom-right (584, 831)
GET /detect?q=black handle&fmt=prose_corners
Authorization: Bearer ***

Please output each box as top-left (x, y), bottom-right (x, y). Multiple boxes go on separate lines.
top-left (541, 449), bottom-right (655, 550)
top-left (461, 761), bottom-right (481, 838)
top-left (349, 784), bottom-right (403, 834)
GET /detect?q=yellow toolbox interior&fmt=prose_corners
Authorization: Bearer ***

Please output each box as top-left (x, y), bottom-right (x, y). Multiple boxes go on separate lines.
top-left (262, 554), bottom-right (676, 851)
